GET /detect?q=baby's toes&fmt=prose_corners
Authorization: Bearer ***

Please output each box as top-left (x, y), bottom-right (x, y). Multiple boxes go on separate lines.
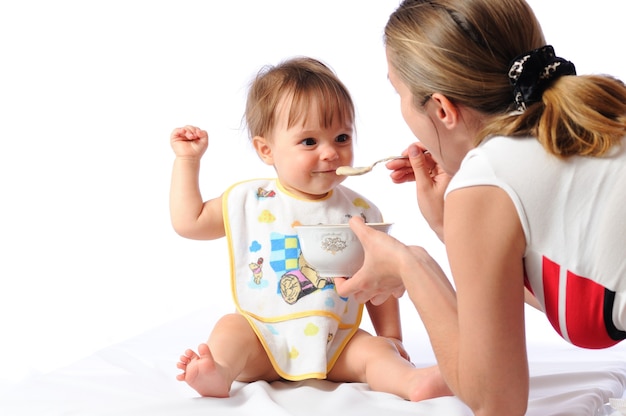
top-left (185, 349), bottom-right (200, 359)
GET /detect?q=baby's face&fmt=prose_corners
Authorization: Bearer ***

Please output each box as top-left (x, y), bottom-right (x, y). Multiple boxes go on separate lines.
top-left (266, 101), bottom-right (354, 200)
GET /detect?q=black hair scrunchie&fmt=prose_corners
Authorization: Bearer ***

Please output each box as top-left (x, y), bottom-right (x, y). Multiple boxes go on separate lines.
top-left (508, 45), bottom-right (576, 112)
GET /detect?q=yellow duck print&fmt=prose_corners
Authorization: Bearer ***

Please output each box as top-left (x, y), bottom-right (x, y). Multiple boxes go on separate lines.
top-left (258, 209), bottom-right (276, 223)
top-left (352, 198), bottom-right (370, 209)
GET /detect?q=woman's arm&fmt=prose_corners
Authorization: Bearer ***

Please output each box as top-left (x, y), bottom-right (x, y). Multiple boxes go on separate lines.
top-left (336, 185), bottom-right (529, 415)
top-left (438, 185), bottom-right (528, 415)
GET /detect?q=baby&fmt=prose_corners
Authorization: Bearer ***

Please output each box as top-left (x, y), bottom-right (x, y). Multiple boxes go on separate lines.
top-left (169, 57), bottom-right (449, 401)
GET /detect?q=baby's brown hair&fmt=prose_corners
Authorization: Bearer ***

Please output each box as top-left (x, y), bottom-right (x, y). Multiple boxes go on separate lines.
top-left (245, 57), bottom-right (355, 140)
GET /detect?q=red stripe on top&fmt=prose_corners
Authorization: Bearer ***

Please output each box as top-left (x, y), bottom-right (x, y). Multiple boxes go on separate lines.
top-left (542, 256), bottom-right (563, 338)
top-left (565, 270), bottom-right (618, 349)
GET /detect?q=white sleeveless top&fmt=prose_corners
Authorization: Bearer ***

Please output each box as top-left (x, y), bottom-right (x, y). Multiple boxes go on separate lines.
top-left (223, 178), bottom-right (383, 379)
top-left (446, 135), bottom-right (626, 348)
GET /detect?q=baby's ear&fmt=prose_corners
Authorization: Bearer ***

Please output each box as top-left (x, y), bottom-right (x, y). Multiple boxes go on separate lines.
top-left (252, 136), bottom-right (274, 165)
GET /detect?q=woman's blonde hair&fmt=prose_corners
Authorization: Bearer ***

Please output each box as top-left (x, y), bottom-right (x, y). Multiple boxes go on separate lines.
top-left (385, 0), bottom-right (626, 157)
top-left (245, 57), bottom-right (355, 140)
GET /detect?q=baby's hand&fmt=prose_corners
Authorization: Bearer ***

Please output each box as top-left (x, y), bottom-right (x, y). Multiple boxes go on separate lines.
top-left (170, 125), bottom-right (209, 159)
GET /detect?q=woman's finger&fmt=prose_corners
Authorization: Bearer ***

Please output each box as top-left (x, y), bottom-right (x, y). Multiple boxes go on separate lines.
top-left (407, 143), bottom-right (434, 190)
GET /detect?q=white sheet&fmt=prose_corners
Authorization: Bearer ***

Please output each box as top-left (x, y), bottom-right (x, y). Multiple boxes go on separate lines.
top-left (2, 307), bottom-right (624, 416)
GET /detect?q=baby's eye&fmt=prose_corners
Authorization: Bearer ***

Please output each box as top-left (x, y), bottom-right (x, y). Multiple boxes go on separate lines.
top-left (336, 134), bottom-right (350, 143)
top-left (301, 138), bottom-right (317, 146)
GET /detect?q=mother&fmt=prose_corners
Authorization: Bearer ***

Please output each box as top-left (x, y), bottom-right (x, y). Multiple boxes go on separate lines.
top-left (335, 0), bottom-right (626, 414)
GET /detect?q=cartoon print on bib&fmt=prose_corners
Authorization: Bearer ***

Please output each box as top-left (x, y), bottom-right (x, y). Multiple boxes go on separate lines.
top-left (268, 232), bottom-right (334, 305)
top-left (256, 187), bottom-right (276, 199)
top-left (249, 257), bottom-right (264, 285)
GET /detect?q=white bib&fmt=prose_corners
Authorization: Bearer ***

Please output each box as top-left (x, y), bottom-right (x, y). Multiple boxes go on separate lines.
top-left (223, 178), bottom-right (383, 380)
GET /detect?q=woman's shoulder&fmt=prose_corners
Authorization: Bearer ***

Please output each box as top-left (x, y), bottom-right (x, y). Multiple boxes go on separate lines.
top-left (476, 135), bottom-right (541, 154)
top-left (446, 136), bottom-right (546, 196)
top-left (467, 136), bottom-right (551, 171)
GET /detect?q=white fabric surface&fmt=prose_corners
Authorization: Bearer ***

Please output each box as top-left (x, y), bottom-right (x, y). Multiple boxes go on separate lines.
top-left (1, 307), bottom-right (625, 416)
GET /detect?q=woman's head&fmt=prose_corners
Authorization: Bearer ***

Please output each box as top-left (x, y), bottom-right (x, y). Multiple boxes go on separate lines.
top-left (385, 0), bottom-right (626, 158)
top-left (384, 0), bottom-right (545, 116)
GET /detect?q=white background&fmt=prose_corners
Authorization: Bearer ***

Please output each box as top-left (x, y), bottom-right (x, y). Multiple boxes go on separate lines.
top-left (1, 1), bottom-right (624, 384)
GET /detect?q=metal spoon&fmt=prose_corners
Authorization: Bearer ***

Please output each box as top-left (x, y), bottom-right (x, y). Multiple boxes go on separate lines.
top-left (336, 155), bottom-right (409, 176)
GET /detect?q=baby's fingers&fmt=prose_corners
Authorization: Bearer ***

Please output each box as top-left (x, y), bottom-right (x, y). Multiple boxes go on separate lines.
top-left (185, 125), bottom-right (208, 139)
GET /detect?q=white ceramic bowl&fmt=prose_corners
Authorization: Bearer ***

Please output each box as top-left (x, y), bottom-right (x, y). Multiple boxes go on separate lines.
top-left (294, 223), bottom-right (392, 278)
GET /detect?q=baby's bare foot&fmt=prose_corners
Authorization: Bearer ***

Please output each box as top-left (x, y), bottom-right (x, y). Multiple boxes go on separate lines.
top-left (408, 365), bottom-right (453, 402)
top-left (176, 343), bottom-right (231, 397)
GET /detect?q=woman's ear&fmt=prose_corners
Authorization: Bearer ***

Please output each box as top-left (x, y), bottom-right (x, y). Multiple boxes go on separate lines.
top-left (252, 135), bottom-right (274, 165)
top-left (429, 93), bottom-right (459, 130)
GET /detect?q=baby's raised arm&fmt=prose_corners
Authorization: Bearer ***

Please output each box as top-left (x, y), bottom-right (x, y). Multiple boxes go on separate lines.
top-left (169, 125), bottom-right (225, 240)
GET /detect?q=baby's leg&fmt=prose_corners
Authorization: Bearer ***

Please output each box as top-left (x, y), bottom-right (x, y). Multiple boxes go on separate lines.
top-left (176, 313), bottom-right (279, 397)
top-left (327, 330), bottom-right (452, 401)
